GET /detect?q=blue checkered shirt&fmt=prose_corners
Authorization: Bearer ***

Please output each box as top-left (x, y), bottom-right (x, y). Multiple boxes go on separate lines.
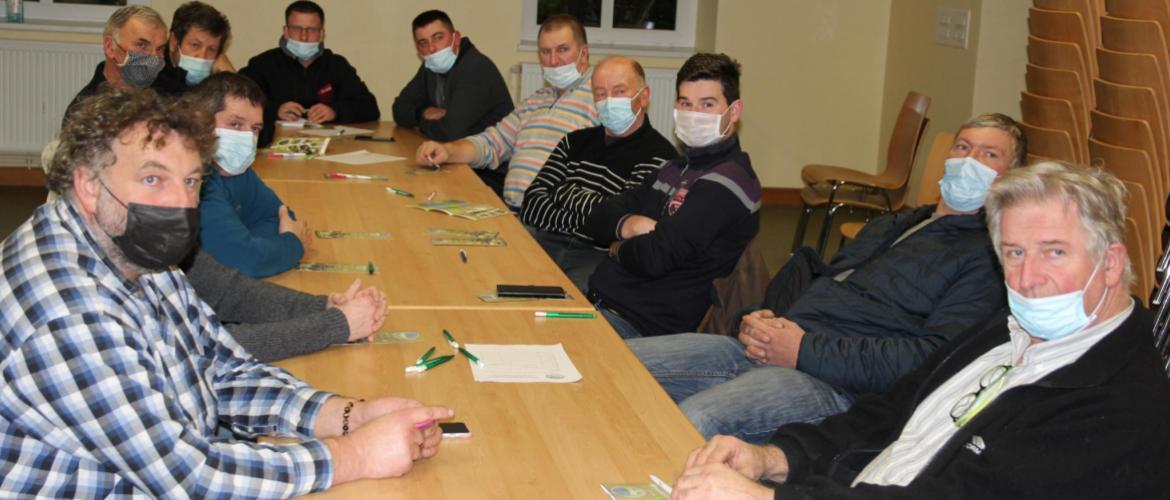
top-left (0, 199), bottom-right (335, 497)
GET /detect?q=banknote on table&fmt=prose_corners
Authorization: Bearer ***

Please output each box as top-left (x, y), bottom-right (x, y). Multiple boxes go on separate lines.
top-left (297, 261), bottom-right (377, 274)
top-left (336, 331), bottom-right (423, 346)
top-left (600, 483), bottom-right (668, 500)
top-left (315, 230), bottom-right (392, 240)
top-left (478, 292), bottom-right (573, 303)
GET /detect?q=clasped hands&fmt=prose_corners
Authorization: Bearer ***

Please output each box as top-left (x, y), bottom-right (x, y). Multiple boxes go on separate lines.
top-left (327, 279), bottom-right (388, 342)
top-left (737, 309), bottom-right (804, 369)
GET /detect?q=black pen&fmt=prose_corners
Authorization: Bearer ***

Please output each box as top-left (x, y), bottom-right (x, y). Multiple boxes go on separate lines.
top-left (459, 249), bottom-right (468, 264)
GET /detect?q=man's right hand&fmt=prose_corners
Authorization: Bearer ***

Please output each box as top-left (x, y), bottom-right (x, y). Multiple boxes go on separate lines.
top-left (278, 205), bottom-right (312, 251)
top-left (415, 141), bottom-right (449, 166)
top-left (421, 107), bottom-right (448, 121)
top-left (334, 405), bottom-right (453, 482)
top-left (336, 286), bottom-right (386, 341)
top-left (738, 310), bottom-right (776, 363)
top-left (684, 435), bottom-right (789, 484)
top-left (278, 101), bottom-right (305, 121)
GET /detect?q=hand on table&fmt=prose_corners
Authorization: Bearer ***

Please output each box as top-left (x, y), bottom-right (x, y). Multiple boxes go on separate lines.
top-left (422, 107), bottom-right (447, 121)
top-left (307, 103), bottom-right (336, 124)
top-left (329, 279), bottom-right (388, 341)
top-left (278, 205), bottom-right (312, 251)
top-left (347, 405), bottom-right (452, 479)
top-left (278, 101), bottom-right (305, 121)
top-left (415, 141), bottom-right (449, 166)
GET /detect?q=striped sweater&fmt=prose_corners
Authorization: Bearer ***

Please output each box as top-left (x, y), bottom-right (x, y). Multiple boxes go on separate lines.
top-left (520, 120), bottom-right (677, 237)
top-left (465, 69), bottom-right (599, 208)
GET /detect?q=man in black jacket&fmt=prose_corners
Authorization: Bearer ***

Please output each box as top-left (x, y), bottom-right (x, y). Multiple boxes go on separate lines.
top-left (391, 10), bottom-right (513, 142)
top-left (671, 162), bottom-right (1170, 500)
top-left (629, 114), bottom-right (1027, 443)
top-left (581, 53), bottom-right (760, 339)
top-left (239, 0), bottom-right (380, 146)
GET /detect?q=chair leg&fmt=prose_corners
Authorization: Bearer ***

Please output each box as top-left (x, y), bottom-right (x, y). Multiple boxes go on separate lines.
top-left (816, 203), bottom-right (840, 258)
top-left (790, 203), bottom-right (813, 254)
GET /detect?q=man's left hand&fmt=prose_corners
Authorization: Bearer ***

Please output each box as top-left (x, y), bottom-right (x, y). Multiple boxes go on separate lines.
top-left (673, 463), bottom-right (773, 500)
top-left (307, 103), bottom-right (336, 123)
top-left (740, 314), bottom-right (804, 368)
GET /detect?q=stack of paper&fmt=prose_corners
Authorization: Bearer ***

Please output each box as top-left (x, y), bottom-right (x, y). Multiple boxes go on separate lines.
top-left (464, 344), bottom-right (582, 383)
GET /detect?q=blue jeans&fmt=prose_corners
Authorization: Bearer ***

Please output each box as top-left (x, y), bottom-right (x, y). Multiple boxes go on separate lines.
top-left (526, 226), bottom-right (607, 295)
top-left (628, 333), bottom-right (854, 443)
top-left (600, 307), bottom-right (644, 339)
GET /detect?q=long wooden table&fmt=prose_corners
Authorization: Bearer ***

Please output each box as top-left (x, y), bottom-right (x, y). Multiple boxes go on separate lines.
top-left (254, 124), bottom-right (704, 497)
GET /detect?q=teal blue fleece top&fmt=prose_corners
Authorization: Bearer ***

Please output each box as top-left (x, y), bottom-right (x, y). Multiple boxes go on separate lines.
top-left (199, 166), bottom-right (303, 278)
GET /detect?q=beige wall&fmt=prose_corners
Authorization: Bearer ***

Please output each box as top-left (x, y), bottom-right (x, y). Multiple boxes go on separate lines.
top-left (0, 0), bottom-right (1031, 190)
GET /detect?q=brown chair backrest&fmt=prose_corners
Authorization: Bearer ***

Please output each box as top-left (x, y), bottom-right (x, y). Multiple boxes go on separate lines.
top-left (698, 237), bottom-right (771, 335)
top-left (877, 91), bottom-right (931, 186)
top-left (1095, 47), bottom-right (1170, 130)
top-left (1090, 108), bottom-right (1169, 205)
top-left (1028, 35), bottom-right (1092, 107)
top-left (1036, 0), bottom-right (1101, 46)
top-left (1029, 7), bottom-right (1098, 79)
top-left (1093, 78), bottom-right (1168, 174)
top-left (1026, 64), bottom-right (1091, 147)
top-left (913, 131), bottom-right (955, 207)
top-left (1020, 91), bottom-right (1086, 162)
top-left (1125, 216), bottom-right (1154, 306)
top-left (1100, 15), bottom-right (1170, 88)
top-left (1107, 0), bottom-right (1170, 59)
top-left (1021, 121), bottom-right (1079, 163)
top-left (1087, 137), bottom-right (1161, 244)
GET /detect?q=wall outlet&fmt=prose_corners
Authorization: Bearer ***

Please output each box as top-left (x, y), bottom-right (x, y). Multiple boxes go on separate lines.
top-left (936, 7), bottom-right (971, 49)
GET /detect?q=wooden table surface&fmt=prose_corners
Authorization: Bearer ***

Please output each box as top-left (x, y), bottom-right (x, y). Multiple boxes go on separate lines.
top-left (255, 124), bottom-right (703, 497)
top-left (275, 309), bottom-right (702, 499)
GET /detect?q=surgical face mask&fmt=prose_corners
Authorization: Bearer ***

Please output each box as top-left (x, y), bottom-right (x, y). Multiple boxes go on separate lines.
top-left (424, 45), bottom-right (457, 74)
top-left (940, 156), bottom-right (998, 212)
top-left (98, 180), bottom-right (199, 270)
top-left (286, 38), bottom-right (320, 61)
top-left (214, 128), bottom-right (258, 175)
top-left (543, 48), bottom-right (584, 89)
top-left (673, 105), bottom-right (734, 148)
top-left (597, 86), bottom-right (645, 135)
top-left (115, 45), bottom-right (164, 88)
top-left (178, 53), bottom-right (214, 86)
top-left (1007, 259), bottom-right (1107, 341)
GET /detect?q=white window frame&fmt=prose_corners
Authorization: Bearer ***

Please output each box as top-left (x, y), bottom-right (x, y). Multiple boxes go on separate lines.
top-left (520, 0), bottom-right (698, 50)
top-left (23, 0), bottom-right (149, 25)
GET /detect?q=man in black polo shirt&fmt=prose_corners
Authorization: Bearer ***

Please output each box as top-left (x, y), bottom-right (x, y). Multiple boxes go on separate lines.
top-left (391, 10), bottom-right (513, 142)
top-left (520, 56), bottom-right (676, 293)
top-left (239, 0), bottom-right (379, 146)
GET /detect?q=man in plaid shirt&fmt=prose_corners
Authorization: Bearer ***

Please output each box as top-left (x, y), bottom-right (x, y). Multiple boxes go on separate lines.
top-left (0, 87), bottom-right (452, 497)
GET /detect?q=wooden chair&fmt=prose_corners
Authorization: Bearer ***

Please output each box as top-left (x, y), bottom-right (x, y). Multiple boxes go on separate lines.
top-left (1028, 35), bottom-right (1092, 113)
top-left (1093, 78), bottom-right (1168, 174)
top-left (696, 237), bottom-right (770, 335)
top-left (1036, 0), bottom-right (1101, 46)
top-left (1021, 121), bottom-right (1078, 163)
top-left (838, 131), bottom-right (954, 242)
top-left (1087, 138), bottom-right (1161, 268)
top-left (1090, 109), bottom-right (1169, 208)
top-left (1095, 47), bottom-right (1170, 134)
top-left (1026, 64), bottom-right (1091, 150)
top-left (1126, 216), bottom-right (1154, 306)
top-left (1106, 0), bottom-right (1170, 58)
top-left (1029, 7), bottom-right (1098, 81)
top-left (1100, 15), bottom-right (1170, 90)
top-left (793, 91), bottom-right (930, 257)
top-left (1020, 91), bottom-right (1087, 162)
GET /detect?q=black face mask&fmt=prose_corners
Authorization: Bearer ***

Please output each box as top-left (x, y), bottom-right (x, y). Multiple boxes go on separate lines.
top-left (98, 180), bottom-right (199, 270)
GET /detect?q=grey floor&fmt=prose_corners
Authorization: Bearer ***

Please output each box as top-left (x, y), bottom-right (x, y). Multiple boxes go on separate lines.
top-left (0, 185), bottom-right (865, 273)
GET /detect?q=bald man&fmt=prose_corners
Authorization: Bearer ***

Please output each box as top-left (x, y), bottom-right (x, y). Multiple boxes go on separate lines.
top-left (519, 56), bottom-right (677, 294)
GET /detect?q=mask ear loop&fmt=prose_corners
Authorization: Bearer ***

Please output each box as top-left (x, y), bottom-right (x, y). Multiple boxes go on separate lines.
top-left (1082, 256), bottom-right (1110, 325)
top-left (717, 100), bottom-right (739, 137)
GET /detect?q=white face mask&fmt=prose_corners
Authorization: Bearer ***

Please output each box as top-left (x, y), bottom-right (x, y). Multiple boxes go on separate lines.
top-left (178, 53), bottom-right (214, 86)
top-left (673, 105), bottom-right (734, 148)
top-left (542, 47), bottom-right (584, 89)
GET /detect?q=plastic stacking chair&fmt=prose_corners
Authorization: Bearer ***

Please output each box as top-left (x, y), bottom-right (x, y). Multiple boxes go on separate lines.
top-left (838, 131), bottom-right (954, 243)
top-left (792, 91), bottom-right (930, 257)
top-left (1021, 121), bottom-right (1078, 163)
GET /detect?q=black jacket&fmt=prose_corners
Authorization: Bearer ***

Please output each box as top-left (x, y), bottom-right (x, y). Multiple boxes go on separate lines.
top-left (782, 206), bottom-right (1005, 396)
top-left (390, 38), bottom-right (513, 142)
top-left (239, 45), bottom-right (380, 146)
top-left (63, 62), bottom-right (186, 125)
top-left (582, 135), bottom-right (761, 336)
top-left (770, 305), bottom-right (1170, 499)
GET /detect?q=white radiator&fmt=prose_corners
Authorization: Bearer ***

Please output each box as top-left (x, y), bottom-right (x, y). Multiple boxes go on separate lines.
top-left (0, 40), bottom-right (102, 156)
top-left (517, 62), bottom-right (678, 140)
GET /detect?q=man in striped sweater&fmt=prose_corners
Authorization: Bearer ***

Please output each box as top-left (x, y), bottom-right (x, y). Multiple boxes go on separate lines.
top-left (520, 56), bottom-right (677, 293)
top-left (414, 14), bottom-right (600, 209)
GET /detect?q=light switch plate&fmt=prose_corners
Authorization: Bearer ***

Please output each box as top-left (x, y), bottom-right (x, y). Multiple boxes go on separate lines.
top-left (936, 7), bottom-right (971, 49)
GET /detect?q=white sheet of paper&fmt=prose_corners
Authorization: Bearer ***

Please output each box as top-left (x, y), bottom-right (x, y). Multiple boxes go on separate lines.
top-left (277, 119), bottom-right (308, 128)
top-left (465, 343), bottom-right (583, 383)
top-left (316, 149), bottom-right (407, 165)
top-left (297, 125), bottom-right (375, 137)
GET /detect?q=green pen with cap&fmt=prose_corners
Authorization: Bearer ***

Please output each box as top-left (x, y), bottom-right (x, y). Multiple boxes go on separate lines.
top-left (535, 311), bottom-right (596, 319)
top-left (405, 354), bottom-right (454, 373)
top-left (414, 346), bottom-right (436, 365)
top-left (443, 329), bottom-right (485, 367)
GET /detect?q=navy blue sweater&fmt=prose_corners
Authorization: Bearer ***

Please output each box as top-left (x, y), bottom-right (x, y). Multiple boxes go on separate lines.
top-left (198, 167), bottom-right (303, 278)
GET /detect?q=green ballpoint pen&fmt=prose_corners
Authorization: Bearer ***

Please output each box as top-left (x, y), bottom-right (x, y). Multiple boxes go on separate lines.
top-left (414, 346), bottom-right (436, 365)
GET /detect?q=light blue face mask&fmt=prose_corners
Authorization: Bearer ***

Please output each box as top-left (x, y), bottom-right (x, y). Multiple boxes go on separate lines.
top-left (543, 48), bottom-right (584, 89)
top-left (214, 128), bottom-right (257, 176)
top-left (1007, 259), bottom-right (1107, 341)
top-left (286, 38), bottom-right (320, 61)
top-left (178, 53), bottom-right (214, 86)
top-left (424, 45), bottom-right (457, 74)
top-left (597, 86), bottom-right (645, 135)
top-left (940, 156), bottom-right (998, 212)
